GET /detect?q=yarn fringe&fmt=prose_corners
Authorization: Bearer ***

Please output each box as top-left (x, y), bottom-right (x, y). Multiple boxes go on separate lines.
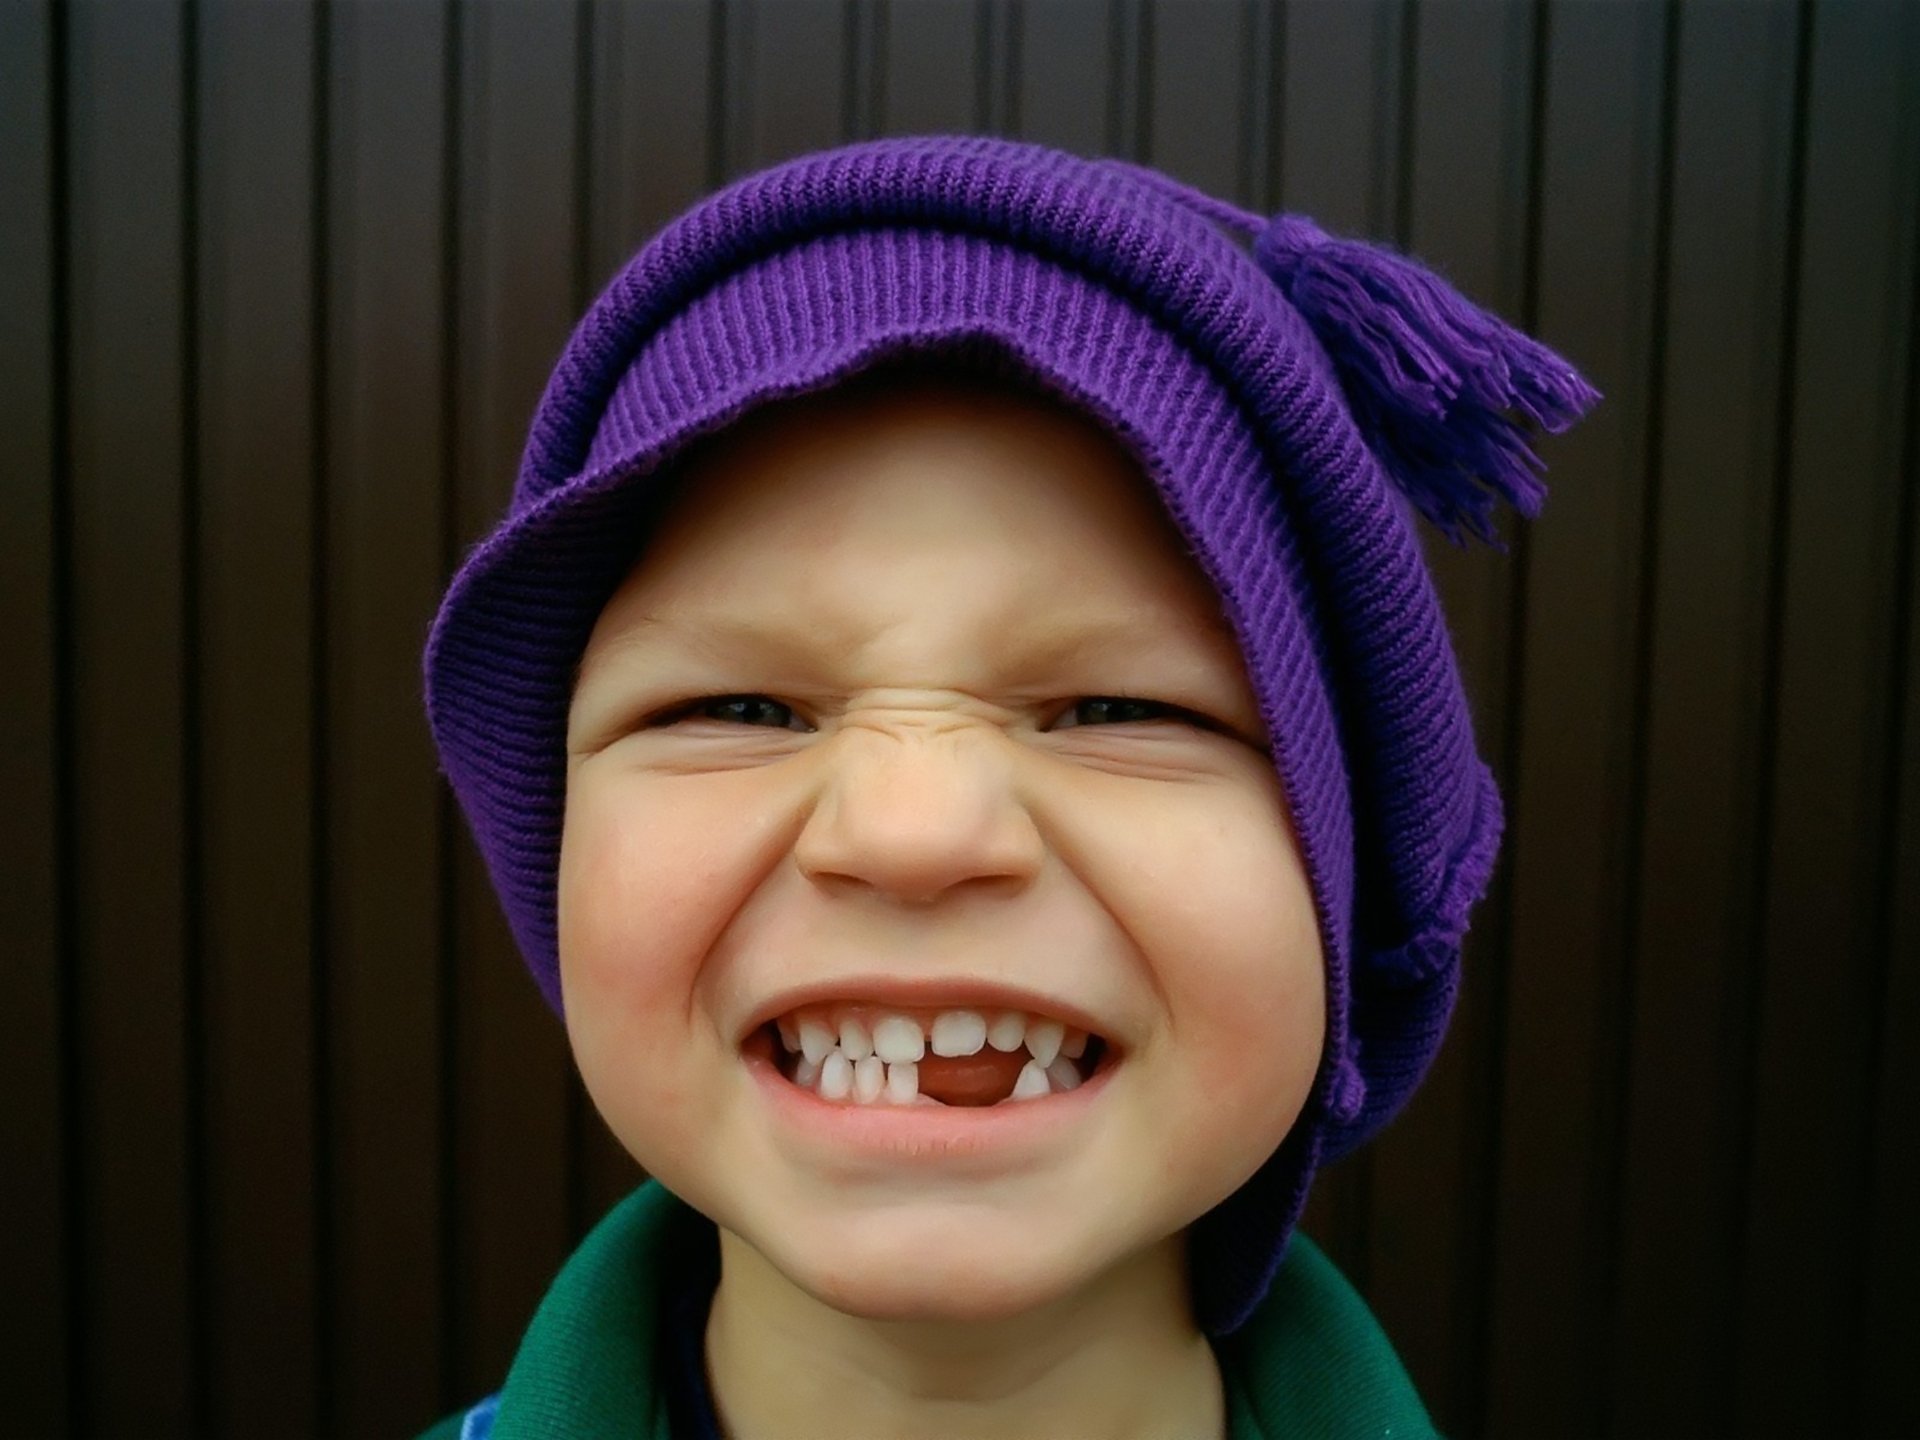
top-left (1253, 214), bottom-right (1603, 551)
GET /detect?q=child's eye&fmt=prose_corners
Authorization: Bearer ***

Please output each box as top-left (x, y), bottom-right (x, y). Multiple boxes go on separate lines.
top-left (1052, 696), bottom-right (1193, 729)
top-left (658, 694), bottom-right (811, 730)
top-left (652, 693), bottom-right (1199, 733)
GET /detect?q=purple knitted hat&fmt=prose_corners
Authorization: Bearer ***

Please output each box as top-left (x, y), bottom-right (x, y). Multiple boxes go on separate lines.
top-left (422, 133), bottom-right (1599, 1336)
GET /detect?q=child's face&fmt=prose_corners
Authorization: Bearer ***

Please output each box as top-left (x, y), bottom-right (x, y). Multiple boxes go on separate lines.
top-left (559, 368), bottom-right (1325, 1328)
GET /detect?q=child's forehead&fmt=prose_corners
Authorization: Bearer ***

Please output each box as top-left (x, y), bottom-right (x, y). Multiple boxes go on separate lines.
top-left (674, 348), bottom-right (1113, 479)
top-left (608, 370), bottom-right (1223, 622)
top-left (565, 347), bottom-right (1267, 724)
top-left (574, 435), bottom-right (1262, 742)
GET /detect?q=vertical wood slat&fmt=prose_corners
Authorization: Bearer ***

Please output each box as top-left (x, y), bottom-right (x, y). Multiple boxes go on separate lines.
top-left (583, 0), bottom-right (719, 360)
top-left (1862, 242), bottom-right (1920, 1425)
top-left (1738, 2), bottom-right (1920, 1431)
top-left (881, 0), bottom-right (982, 134)
top-left (1012, 0), bottom-right (1112, 157)
top-left (1488, 2), bottom-right (1669, 1433)
top-left (1145, 0), bottom-right (1256, 204)
top-left (324, 0), bottom-right (453, 1431)
top-left (1372, 4), bottom-right (1537, 1431)
top-left (0, 1), bottom-right (70, 1434)
top-left (195, 1), bottom-right (321, 1434)
top-left (1276, 0), bottom-right (1403, 240)
top-left (447, 0), bottom-right (584, 1406)
top-left (1610, 3), bottom-right (1802, 1432)
top-left (978, 0), bottom-right (1020, 136)
top-left (65, 0), bottom-right (197, 1432)
top-left (729, 0), bottom-right (849, 176)
top-left (1106, 0), bottom-right (1148, 160)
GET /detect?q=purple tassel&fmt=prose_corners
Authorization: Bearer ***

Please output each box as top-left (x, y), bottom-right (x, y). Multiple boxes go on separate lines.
top-left (1253, 213), bottom-right (1603, 551)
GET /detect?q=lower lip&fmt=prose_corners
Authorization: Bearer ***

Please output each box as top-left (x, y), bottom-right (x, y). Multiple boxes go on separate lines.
top-left (741, 1027), bottom-right (1121, 1167)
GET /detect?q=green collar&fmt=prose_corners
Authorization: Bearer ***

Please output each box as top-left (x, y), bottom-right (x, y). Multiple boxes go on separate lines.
top-left (480, 1180), bottom-right (1436, 1439)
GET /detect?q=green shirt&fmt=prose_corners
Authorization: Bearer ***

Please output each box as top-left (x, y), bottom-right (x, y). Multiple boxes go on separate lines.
top-left (418, 1179), bottom-right (1437, 1439)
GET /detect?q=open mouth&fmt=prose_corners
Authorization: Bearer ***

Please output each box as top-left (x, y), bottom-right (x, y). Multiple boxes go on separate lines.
top-left (751, 1004), bottom-right (1119, 1109)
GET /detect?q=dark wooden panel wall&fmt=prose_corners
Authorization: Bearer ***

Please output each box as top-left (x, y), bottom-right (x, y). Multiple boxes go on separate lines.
top-left (3, 2), bottom-right (1915, 1436)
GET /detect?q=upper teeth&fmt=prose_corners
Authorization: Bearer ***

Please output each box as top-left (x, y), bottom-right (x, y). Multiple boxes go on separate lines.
top-left (778, 1006), bottom-right (1093, 1069)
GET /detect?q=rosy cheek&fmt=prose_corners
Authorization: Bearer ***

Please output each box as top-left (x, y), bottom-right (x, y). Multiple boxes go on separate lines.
top-left (564, 777), bottom-right (671, 930)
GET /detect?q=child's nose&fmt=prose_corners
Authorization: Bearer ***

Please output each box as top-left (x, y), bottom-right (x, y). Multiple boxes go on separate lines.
top-left (791, 723), bottom-right (1046, 906)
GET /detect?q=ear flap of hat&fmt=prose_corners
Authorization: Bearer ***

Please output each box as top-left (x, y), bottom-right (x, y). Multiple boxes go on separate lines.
top-left (1318, 753), bottom-right (1506, 1162)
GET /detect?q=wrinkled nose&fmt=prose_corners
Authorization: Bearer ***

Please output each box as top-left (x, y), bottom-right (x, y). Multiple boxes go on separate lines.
top-left (791, 723), bottom-right (1045, 905)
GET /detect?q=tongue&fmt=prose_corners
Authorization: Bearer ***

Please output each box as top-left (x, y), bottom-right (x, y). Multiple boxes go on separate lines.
top-left (916, 1051), bottom-right (1029, 1107)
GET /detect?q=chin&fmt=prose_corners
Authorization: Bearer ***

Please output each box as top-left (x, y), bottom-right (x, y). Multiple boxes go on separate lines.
top-left (761, 1211), bottom-right (1099, 1324)
top-left (806, 1262), bottom-right (1079, 1327)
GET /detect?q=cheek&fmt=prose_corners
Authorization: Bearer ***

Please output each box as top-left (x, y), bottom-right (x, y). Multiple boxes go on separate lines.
top-left (556, 775), bottom-right (748, 1076)
top-left (1145, 812), bottom-right (1325, 1201)
top-left (1195, 825), bottom-right (1325, 1068)
top-left (560, 774), bottom-right (738, 978)
top-left (1121, 799), bottom-right (1322, 991)
top-left (558, 771), bottom-right (775, 1169)
top-left (1093, 785), bottom-right (1327, 1116)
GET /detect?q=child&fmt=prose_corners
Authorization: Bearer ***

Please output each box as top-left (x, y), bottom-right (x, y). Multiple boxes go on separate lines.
top-left (415, 133), bottom-right (1599, 1439)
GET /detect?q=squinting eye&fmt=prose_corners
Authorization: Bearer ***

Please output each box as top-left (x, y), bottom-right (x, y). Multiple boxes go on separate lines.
top-left (661, 694), bottom-right (809, 730)
top-left (1053, 697), bottom-right (1190, 729)
top-left (650, 693), bottom-right (1201, 734)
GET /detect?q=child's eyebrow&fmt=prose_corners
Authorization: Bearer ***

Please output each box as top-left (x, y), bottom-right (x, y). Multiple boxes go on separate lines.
top-left (578, 606), bottom-right (1241, 687)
